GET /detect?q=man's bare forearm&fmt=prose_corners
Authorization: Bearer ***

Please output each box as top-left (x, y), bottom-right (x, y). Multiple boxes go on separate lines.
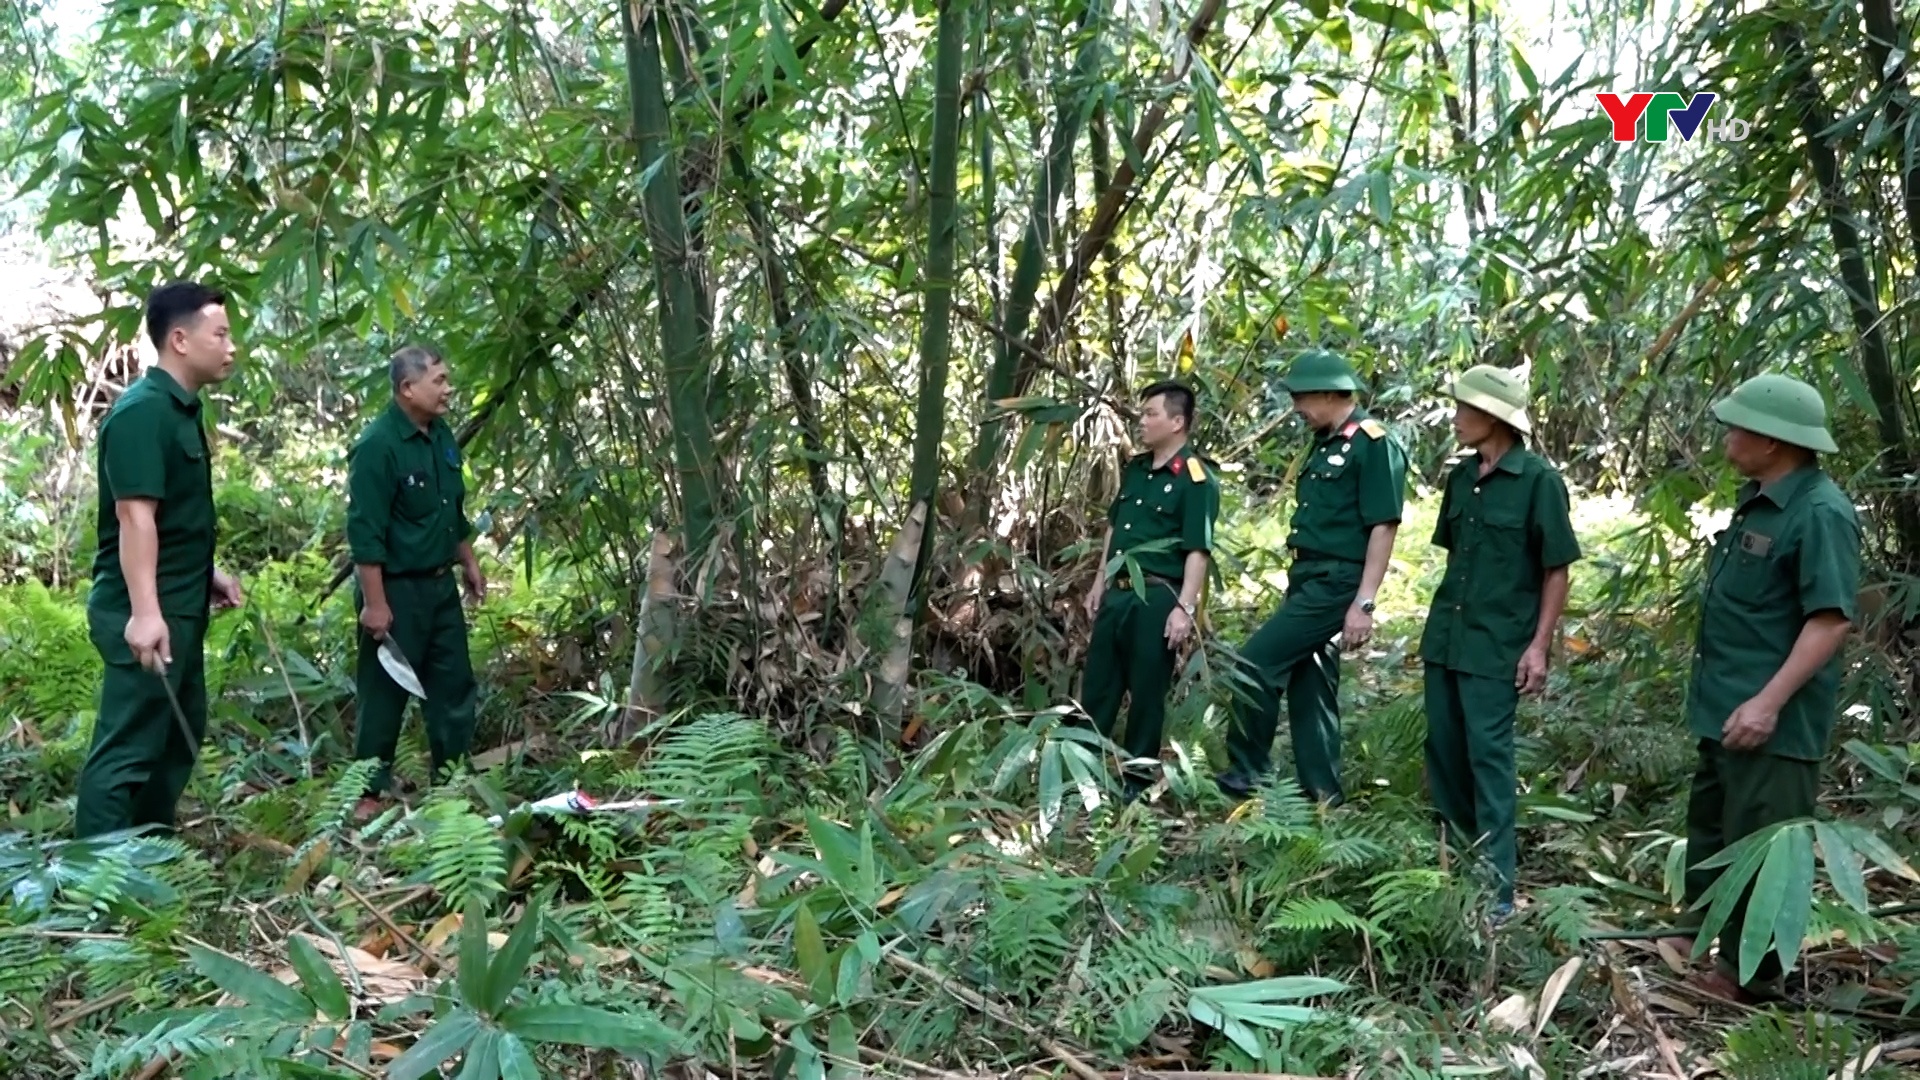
top-left (457, 541), bottom-right (479, 570)
top-left (356, 564), bottom-right (389, 610)
top-left (1179, 551), bottom-right (1209, 609)
top-left (1755, 613), bottom-right (1851, 710)
top-left (1357, 523), bottom-right (1397, 600)
top-left (1530, 566), bottom-right (1571, 650)
top-left (117, 503), bottom-right (161, 617)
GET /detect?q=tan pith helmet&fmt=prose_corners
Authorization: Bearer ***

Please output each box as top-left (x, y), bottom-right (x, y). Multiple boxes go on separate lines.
top-left (1447, 364), bottom-right (1531, 434)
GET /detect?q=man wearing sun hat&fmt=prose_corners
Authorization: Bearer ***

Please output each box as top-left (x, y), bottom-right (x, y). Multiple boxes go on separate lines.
top-left (1419, 364), bottom-right (1581, 924)
top-left (1661, 373), bottom-right (1860, 1002)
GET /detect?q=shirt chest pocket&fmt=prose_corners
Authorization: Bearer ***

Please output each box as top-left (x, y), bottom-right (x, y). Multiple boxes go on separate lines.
top-left (1715, 529), bottom-right (1791, 607)
top-left (175, 429), bottom-right (211, 491)
top-left (396, 470), bottom-right (439, 520)
top-left (1299, 454), bottom-right (1353, 500)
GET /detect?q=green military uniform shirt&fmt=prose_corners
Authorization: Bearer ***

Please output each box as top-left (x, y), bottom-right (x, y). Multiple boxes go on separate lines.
top-left (1419, 448), bottom-right (1582, 680)
top-left (1285, 406), bottom-right (1408, 560)
top-left (346, 403), bottom-right (472, 573)
top-left (1687, 466), bottom-right (1861, 761)
top-left (1106, 448), bottom-right (1220, 583)
top-left (89, 367), bottom-right (216, 617)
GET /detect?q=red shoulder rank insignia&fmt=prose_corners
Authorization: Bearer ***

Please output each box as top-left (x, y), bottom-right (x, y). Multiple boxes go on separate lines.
top-left (1170, 456), bottom-right (1183, 475)
top-left (1338, 420), bottom-right (1359, 438)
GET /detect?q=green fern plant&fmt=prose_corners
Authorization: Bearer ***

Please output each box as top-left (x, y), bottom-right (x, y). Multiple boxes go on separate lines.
top-left (399, 794), bottom-right (508, 914)
top-left (1719, 1011), bottom-right (1889, 1080)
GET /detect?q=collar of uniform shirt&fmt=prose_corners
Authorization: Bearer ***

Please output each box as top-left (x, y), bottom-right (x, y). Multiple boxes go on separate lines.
top-left (1741, 462), bottom-right (1823, 508)
top-left (384, 399), bottom-right (436, 440)
top-left (1476, 445), bottom-right (1528, 475)
top-left (147, 366), bottom-right (203, 412)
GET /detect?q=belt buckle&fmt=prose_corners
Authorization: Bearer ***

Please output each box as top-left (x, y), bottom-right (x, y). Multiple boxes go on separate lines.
top-left (1115, 572), bottom-right (1132, 590)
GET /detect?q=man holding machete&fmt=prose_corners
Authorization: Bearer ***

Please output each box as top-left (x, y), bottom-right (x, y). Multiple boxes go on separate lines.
top-left (75, 280), bottom-right (246, 838)
top-left (347, 344), bottom-right (486, 819)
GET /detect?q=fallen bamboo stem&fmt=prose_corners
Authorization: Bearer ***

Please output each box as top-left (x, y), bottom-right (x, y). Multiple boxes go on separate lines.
top-left (50, 987), bottom-right (133, 1031)
top-left (884, 951), bottom-right (1104, 1080)
top-left (336, 879), bottom-right (443, 974)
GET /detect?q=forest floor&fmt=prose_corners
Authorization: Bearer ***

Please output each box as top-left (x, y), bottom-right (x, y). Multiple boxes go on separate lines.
top-left (0, 471), bottom-right (1917, 1079)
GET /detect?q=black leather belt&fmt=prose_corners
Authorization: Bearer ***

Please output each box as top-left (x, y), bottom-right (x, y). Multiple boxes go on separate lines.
top-left (1114, 571), bottom-right (1178, 591)
top-left (387, 565), bottom-right (451, 580)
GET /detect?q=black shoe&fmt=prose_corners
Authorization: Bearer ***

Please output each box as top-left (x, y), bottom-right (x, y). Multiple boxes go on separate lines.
top-left (1213, 771), bottom-right (1255, 800)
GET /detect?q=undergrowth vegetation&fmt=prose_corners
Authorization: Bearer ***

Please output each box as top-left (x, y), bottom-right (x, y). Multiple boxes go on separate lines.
top-left (0, 422), bottom-right (1916, 1079)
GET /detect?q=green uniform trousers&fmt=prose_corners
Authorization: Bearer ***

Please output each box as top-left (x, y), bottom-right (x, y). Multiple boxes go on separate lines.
top-left (1679, 738), bottom-right (1819, 987)
top-left (354, 572), bottom-right (478, 795)
top-left (75, 607), bottom-right (208, 838)
top-left (1423, 664), bottom-right (1518, 903)
top-left (1081, 580), bottom-right (1180, 780)
top-left (1223, 558), bottom-right (1359, 803)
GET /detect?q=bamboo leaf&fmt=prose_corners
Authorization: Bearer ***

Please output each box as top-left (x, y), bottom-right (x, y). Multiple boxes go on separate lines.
top-left (458, 897), bottom-right (492, 1009)
top-left (1736, 825), bottom-right (1810, 985)
top-left (793, 901), bottom-right (833, 1002)
top-left (388, 1009), bottom-right (483, 1080)
top-left (1814, 821), bottom-right (1870, 911)
top-left (287, 935), bottom-right (352, 1022)
top-left (1038, 739), bottom-right (1065, 837)
top-left (184, 943), bottom-right (315, 1023)
top-left (457, 1027), bottom-right (502, 1080)
top-left (497, 1033), bottom-right (539, 1080)
top-left (497, 1003), bottom-right (679, 1053)
top-left (484, 893), bottom-right (544, 1015)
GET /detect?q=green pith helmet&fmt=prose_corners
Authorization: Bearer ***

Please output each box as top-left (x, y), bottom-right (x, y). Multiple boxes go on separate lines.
top-left (1710, 373), bottom-right (1838, 454)
top-left (1278, 348), bottom-right (1364, 394)
top-left (1448, 364), bottom-right (1532, 434)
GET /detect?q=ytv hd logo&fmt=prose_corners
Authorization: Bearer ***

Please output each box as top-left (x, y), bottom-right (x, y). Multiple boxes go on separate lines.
top-left (1597, 92), bottom-right (1750, 143)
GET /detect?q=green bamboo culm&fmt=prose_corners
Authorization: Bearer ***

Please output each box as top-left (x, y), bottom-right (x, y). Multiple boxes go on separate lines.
top-left (905, 0), bottom-right (968, 608)
top-left (966, 0), bottom-right (1108, 504)
top-left (621, 0), bottom-right (723, 558)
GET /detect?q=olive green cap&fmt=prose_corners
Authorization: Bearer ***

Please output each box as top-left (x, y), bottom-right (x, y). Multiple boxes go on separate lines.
top-left (1278, 348), bottom-right (1364, 394)
top-left (1447, 364), bottom-right (1531, 434)
top-left (1710, 373), bottom-right (1838, 454)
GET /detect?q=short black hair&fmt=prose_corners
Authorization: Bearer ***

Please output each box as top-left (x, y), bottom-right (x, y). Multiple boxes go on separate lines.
top-left (1141, 379), bottom-right (1197, 434)
top-left (145, 280), bottom-right (226, 353)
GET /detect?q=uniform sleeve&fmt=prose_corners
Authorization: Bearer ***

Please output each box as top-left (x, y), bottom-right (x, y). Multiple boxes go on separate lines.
top-left (100, 402), bottom-right (168, 502)
top-left (1430, 471), bottom-right (1456, 549)
top-left (346, 437), bottom-right (393, 565)
top-left (1531, 469), bottom-right (1583, 569)
top-left (1180, 475), bottom-right (1219, 554)
top-left (1356, 432), bottom-right (1408, 528)
top-left (1107, 462), bottom-right (1132, 525)
top-left (1796, 504), bottom-right (1862, 619)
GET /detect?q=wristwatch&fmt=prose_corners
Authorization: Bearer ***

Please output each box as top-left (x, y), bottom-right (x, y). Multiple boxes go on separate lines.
top-left (1356, 597), bottom-right (1376, 614)
top-left (1179, 599), bottom-right (1196, 616)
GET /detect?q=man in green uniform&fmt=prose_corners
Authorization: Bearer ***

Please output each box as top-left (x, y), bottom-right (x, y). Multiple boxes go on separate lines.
top-left (1662, 373), bottom-right (1860, 1002)
top-left (1081, 380), bottom-right (1220, 799)
top-left (347, 344), bottom-right (486, 817)
top-left (1218, 349), bottom-right (1407, 804)
top-left (76, 280), bottom-right (246, 837)
top-left (1419, 365), bottom-right (1581, 922)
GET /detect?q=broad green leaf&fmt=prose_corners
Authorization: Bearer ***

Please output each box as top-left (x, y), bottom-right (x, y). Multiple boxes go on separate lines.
top-left (792, 901), bottom-right (833, 1003)
top-left (184, 943), bottom-right (315, 1023)
top-left (458, 1028), bottom-right (502, 1080)
top-left (790, 1024), bottom-right (827, 1080)
top-left (1836, 821), bottom-right (1920, 882)
top-left (805, 811), bottom-right (863, 896)
top-left (497, 1003), bottom-right (678, 1054)
top-left (388, 1009), bottom-right (483, 1080)
top-left (828, 1013), bottom-right (860, 1080)
top-left (1736, 825), bottom-right (1812, 986)
top-left (458, 897), bottom-right (493, 1010)
top-left (485, 894), bottom-right (544, 1015)
top-left (287, 935), bottom-right (351, 1022)
top-left (1694, 825), bottom-right (1779, 956)
top-left (1349, 0), bottom-right (1423, 32)
top-left (1764, 826), bottom-right (1817, 984)
top-left (834, 942), bottom-right (866, 1005)
top-left (497, 1033), bottom-right (539, 1080)
top-left (1038, 740), bottom-right (1065, 837)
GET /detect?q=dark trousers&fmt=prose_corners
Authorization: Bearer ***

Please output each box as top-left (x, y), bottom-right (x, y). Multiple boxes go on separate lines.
top-left (1681, 738), bottom-right (1819, 987)
top-left (354, 572), bottom-right (478, 795)
top-left (1222, 558), bottom-right (1359, 803)
top-left (1423, 663), bottom-right (1519, 903)
top-left (1080, 581), bottom-right (1180, 777)
top-left (76, 607), bottom-right (208, 837)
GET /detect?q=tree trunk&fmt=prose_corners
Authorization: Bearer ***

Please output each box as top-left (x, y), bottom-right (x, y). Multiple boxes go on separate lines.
top-left (1779, 21), bottom-right (1920, 557)
top-left (997, 0), bottom-right (1226, 408)
top-left (623, 0), bottom-right (724, 557)
top-left (868, 500), bottom-right (927, 740)
top-left (904, 0), bottom-right (967, 605)
top-left (963, 0), bottom-right (1107, 522)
